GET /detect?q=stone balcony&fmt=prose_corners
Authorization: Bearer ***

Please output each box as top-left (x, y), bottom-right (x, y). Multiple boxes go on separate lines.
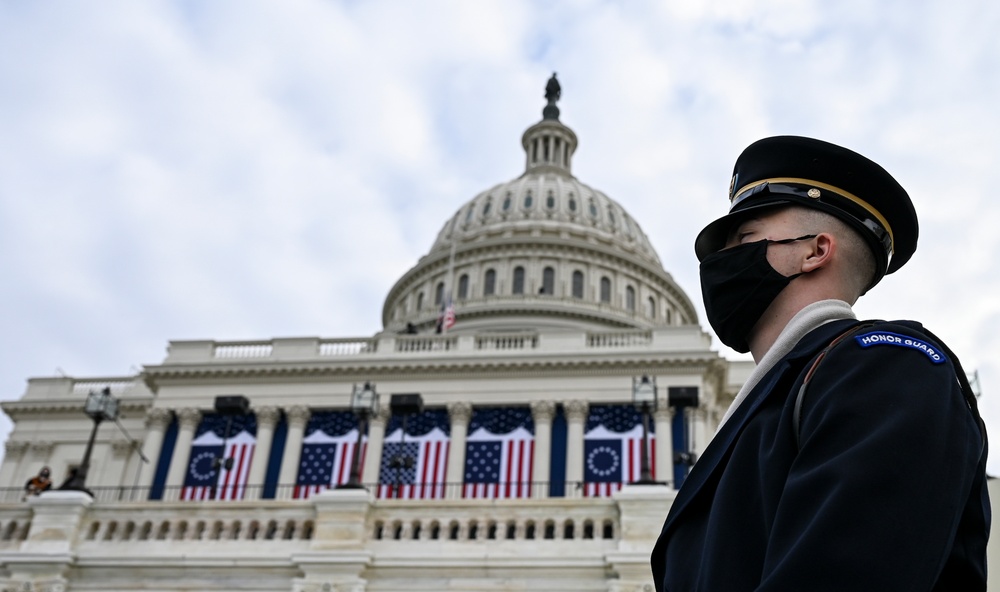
top-left (0, 485), bottom-right (674, 591)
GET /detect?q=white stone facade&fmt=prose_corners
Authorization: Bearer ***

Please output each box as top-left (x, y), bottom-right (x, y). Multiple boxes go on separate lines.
top-left (0, 87), bottom-right (749, 591)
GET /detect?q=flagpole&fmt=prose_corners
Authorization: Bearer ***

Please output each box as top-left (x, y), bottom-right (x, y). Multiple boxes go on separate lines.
top-left (443, 241), bottom-right (457, 335)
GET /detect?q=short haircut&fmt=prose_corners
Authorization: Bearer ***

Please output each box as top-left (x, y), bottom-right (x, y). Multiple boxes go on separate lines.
top-left (793, 207), bottom-right (877, 298)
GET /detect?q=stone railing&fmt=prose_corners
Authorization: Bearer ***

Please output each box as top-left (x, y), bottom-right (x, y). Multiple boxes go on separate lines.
top-left (157, 326), bottom-right (711, 365)
top-left (0, 486), bottom-right (674, 591)
top-left (370, 497), bottom-right (618, 543)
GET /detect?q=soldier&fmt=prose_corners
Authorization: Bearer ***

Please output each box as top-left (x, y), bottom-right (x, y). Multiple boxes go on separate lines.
top-left (651, 136), bottom-right (989, 591)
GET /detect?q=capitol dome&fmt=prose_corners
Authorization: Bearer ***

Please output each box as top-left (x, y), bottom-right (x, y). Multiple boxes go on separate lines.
top-left (382, 75), bottom-right (698, 334)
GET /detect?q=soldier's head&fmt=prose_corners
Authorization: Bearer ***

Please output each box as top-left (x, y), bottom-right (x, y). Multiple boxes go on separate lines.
top-left (695, 136), bottom-right (917, 353)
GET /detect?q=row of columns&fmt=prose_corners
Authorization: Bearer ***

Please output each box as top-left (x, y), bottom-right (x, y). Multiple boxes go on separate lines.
top-left (139, 401), bottom-right (690, 500)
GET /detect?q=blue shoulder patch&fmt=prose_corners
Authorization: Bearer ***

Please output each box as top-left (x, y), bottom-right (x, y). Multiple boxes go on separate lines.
top-left (854, 330), bottom-right (947, 364)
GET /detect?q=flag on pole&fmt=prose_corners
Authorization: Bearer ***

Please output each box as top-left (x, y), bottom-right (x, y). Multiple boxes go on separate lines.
top-left (377, 409), bottom-right (450, 499)
top-left (463, 407), bottom-right (534, 499)
top-left (294, 411), bottom-right (367, 499)
top-left (442, 295), bottom-right (456, 331)
top-left (181, 425), bottom-right (256, 501)
top-left (583, 404), bottom-right (655, 497)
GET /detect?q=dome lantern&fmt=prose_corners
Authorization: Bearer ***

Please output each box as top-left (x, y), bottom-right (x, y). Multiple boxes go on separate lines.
top-left (522, 73), bottom-right (578, 177)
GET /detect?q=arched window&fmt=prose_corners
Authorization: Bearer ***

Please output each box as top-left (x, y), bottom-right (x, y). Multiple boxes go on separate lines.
top-left (416, 292), bottom-right (424, 310)
top-left (572, 271), bottom-right (584, 299)
top-left (568, 193), bottom-right (577, 212)
top-left (513, 266), bottom-right (525, 294)
top-left (647, 296), bottom-right (656, 318)
top-left (502, 193), bottom-right (512, 211)
top-left (542, 267), bottom-right (555, 295)
top-left (482, 199), bottom-right (492, 216)
top-left (484, 269), bottom-right (496, 296)
top-left (524, 192), bottom-right (533, 209)
top-left (600, 277), bottom-right (611, 303)
top-left (546, 191), bottom-right (556, 209)
top-left (458, 274), bottom-right (469, 300)
top-left (626, 286), bottom-right (636, 312)
top-left (435, 282), bottom-right (445, 306)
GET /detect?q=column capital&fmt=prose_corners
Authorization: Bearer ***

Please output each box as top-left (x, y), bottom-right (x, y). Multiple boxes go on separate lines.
top-left (144, 407), bottom-right (173, 430)
top-left (4, 440), bottom-right (29, 458)
top-left (690, 406), bottom-right (708, 420)
top-left (562, 400), bottom-right (589, 423)
top-left (286, 405), bottom-right (312, 428)
top-left (29, 440), bottom-right (54, 455)
top-left (177, 408), bottom-right (203, 430)
top-left (370, 405), bottom-right (391, 426)
top-left (254, 405), bottom-right (281, 428)
top-left (530, 400), bottom-right (556, 423)
top-left (653, 406), bottom-right (675, 421)
top-left (447, 401), bottom-right (473, 424)
top-left (111, 440), bottom-right (134, 458)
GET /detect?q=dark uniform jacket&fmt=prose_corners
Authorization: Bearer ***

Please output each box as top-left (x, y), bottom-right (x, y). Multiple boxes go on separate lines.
top-left (651, 319), bottom-right (989, 591)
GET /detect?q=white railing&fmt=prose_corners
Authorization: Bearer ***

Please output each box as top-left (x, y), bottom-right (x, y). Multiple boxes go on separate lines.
top-left (319, 339), bottom-right (378, 356)
top-left (213, 342), bottom-right (274, 359)
top-left (475, 333), bottom-right (538, 351)
top-left (395, 335), bottom-right (458, 352)
top-left (71, 379), bottom-right (136, 395)
top-left (586, 330), bottom-right (652, 348)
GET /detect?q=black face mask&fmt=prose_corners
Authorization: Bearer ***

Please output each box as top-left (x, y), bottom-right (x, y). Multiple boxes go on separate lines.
top-left (699, 235), bottom-right (816, 353)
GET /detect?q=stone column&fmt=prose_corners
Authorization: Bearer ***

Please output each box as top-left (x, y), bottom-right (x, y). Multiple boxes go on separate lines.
top-left (563, 400), bottom-right (589, 498)
top-left (691, 407), bottom-right (709, 455)
top-left (245, 406), bottom-right (280, 500)
top-left (361, 407), bottom-right (390, 486)
top-left (277, 406), bottom-right (311, 500)
top-left (6, 491), bottom-right (94, 591)
top-left (653, 406), bottom-right (674, 488)
top-left (163, 408), bottom-right (202, 501)
top-left (530, 400), bottom-right (555, 498)
top-left (137, 408), bottom-right (172, 491)
top-left (445, 402), bottom-right (472, 499)
top-left (0, 441), bottom-right (29, 501)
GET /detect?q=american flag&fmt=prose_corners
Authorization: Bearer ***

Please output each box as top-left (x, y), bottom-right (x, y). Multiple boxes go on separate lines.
top-left (181, 427), bottom-right (256, 501)
top-left (377, 409), bottom-right (450, 499)
top-left (583, 404), bottom-right (655, 497)
top-left (463, 407), bottom-right (534, 499)
top-left (294, 411), bottom-right (367, 500)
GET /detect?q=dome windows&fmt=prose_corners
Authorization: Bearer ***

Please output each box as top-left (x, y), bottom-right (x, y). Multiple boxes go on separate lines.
top-left (458, 274), bottom-right (469, 300)
top-left (502, 192), bottom-right (512, 212)
top-left (546, 191), bottom-right (556, 210)
top-left (435, 282), bottom-right (445, 306)
top-left (600, 277), bottom-right (611, 303)
top-left (482, 199), bottom-right (492, 217)
top-left (417, 292), bottom-right (425, 310)
top-left (484, 269), bottom-right (496, 296)
top-left (568, 194), bottom-right (577, 212)
top-left (625, 286), bottom-right (636, 312)
top-left (589, 200), bottom-right (598, 218)
top-left (524, 192), bottom-right (534, 209)
top-left (512, 267), bottom-right (526, 294)
top-left (542, 267), bottom-right (555, 295)
top-left (647, 296), bottom-right (656, 319)
top-left (572, 271), bottom-right (584, 299)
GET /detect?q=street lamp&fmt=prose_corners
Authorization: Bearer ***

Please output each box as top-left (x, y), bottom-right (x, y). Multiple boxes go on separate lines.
top-left (339, 382), bottom-right (380, 489)
top-left (63, 387), bottom-right (121, 493)
top-left (632, 375), bottom-right (657, 485)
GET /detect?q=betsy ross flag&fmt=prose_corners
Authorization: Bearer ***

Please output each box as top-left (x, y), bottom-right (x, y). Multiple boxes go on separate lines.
top-left (181, 413), bottom-right (257, 501)
top-left (294, 410), bottom-right (367, 500)
top-left (463, 407), bottom-right (534, 499)
top-left (377, 409), bottom-right (450, 499)
top-left (437, 296), bottom-right (456, 333)
top-left (583, 404), bottom-right (655, 497)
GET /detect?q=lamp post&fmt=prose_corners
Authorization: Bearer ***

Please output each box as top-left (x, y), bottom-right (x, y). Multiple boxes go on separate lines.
top-left (63, 387), bottom-right (121, 493)
top-left (340, 382), bottom-right (379, 489)
top-left (632, 375), bottom-right (657, 485)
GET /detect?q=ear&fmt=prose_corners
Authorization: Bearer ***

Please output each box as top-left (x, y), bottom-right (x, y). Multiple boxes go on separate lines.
top-left (800, 233), bottom-right (834, 273)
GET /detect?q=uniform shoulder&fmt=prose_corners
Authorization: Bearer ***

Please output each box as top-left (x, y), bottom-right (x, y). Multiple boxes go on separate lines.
top-left (847, 320), bottom-right (949, 366)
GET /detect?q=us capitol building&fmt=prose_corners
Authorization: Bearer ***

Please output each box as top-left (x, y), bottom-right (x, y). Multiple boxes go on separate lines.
top-left (0, 77), bottom-right (755, 592)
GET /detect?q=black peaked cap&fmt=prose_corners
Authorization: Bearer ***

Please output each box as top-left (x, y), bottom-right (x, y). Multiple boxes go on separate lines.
top-left (694, 135), bottom-right (918, 289)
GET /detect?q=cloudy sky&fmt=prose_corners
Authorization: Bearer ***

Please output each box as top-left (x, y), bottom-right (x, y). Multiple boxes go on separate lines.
top-left (3, 1), bottom-right (1000, 470)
